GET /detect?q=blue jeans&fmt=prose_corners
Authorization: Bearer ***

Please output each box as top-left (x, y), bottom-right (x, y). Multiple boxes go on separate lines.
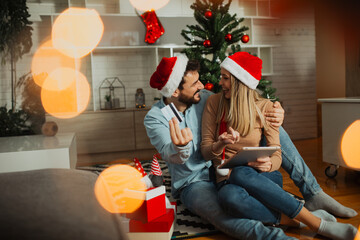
top-left (278, 127), bottom-right (322, 200)
top-left (180, 180), bottom-right (296, 240)
top-left (218, 169), bottom-right (284, 224)
top-left (219, 167), bottom-right (304, 225)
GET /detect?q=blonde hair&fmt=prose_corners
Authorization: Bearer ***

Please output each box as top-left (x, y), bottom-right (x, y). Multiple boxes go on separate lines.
top-left (216, 74), bottom-right (268, 136)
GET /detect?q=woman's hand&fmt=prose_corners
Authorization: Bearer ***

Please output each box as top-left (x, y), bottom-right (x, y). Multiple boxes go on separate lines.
top-left (218, 127), bottom-right (240, 145)
top-left (247, 156), bottom-right (272, 172)
top-left (212, 127), bottom-right (240, 154)
top-left (265, 101), bottom-right (284, 127)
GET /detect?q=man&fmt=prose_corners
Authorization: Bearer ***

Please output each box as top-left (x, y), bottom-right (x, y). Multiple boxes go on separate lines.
top-left (144, 55), bottom-right (357, 239)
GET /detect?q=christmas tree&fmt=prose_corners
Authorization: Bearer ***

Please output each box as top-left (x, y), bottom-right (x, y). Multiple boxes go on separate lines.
top-left (181, 0), bottom-right (279, 101)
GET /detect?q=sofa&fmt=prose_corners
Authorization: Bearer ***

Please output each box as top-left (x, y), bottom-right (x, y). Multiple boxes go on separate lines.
top-left (0, 168), bottom-right (127, 240)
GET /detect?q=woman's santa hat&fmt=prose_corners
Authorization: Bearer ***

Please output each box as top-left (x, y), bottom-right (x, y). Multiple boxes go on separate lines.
top-left (220, 52), bottom-right (262, 89)
top-left (150, 54), bottom-right (188, 97)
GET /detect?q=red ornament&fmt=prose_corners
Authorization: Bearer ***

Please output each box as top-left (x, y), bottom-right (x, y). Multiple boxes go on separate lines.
top-left (225, 33), bottom-right (232, 42)
top-left (205, 10), bottom-right (213, 19)
top-left (203, 39), bottom-right (211, 48)
top-left (204, 82), bottom-right (214, 91)
top-left (241, 34), bottom-right (250, 43)
top-left (141, 10), bottom-right (164, 44)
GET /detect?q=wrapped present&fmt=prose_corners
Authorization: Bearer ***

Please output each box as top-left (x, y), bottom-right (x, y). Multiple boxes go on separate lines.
top-left (126, 185), bottom-right (166, 223)
top-left (129, 208), bottom-right (174, 232)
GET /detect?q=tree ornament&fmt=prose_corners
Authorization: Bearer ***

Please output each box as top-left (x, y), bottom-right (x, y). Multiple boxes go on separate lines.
top-left (241, 34), bottom-right (250, 43)
top-left (203, 39), bottom-right (211, 48)
top-left (204, 10), bottom-right (213, 19)
top-left (141, 10), bottom-right (164, 44)
top-left (225, 33), bottom-right (232, 42)
top-left (204, 82), bottom-right (214, 91)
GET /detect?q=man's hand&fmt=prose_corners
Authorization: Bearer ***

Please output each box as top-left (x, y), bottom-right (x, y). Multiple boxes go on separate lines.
top-left (247, 156), bottom-right (272, 172)
top-left (169, 117), bottom-right (193, 146)
top-left (265, 101), bottom-right (284, 127)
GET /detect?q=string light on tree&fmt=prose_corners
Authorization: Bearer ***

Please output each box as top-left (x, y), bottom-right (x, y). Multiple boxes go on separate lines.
top-left (241, 34), bottom-right (250, 43)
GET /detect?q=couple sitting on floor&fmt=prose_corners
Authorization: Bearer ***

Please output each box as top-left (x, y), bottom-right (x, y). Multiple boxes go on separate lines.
top-left (144, 52), bottom-right (358, 240)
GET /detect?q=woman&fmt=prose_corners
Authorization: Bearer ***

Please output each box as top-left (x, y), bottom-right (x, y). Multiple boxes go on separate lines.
top-left (200, 52), bottom-right (357, 240)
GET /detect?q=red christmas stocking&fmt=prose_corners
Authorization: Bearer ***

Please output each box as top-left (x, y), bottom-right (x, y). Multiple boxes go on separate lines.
top-left (141, 10), bottom-right (164, 44)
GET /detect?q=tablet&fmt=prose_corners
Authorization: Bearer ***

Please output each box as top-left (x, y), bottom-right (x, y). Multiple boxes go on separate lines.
top-left (218, 146), bottom-right (281, 169)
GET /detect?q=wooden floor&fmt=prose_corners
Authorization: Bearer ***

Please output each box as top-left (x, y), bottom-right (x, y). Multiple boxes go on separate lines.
top-left (192, 137), bottom-right (360, 240)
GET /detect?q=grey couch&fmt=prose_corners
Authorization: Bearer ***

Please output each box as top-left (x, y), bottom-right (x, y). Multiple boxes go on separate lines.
top-left (0, 169), bottom-right (127, 240)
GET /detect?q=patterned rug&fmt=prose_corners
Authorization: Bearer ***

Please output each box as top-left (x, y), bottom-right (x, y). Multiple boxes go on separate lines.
top-left (78, 160), bottom-right (304, 239)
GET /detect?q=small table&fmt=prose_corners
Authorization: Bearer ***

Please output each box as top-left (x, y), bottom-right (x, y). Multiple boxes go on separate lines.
top-left (0, 133), bottom-right (77, 173)
top-left (318, 97), bottom-right (360, 177)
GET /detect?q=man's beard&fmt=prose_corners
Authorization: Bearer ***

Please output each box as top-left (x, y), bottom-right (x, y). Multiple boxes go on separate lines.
top-left (178, 90), bottom-right (201, 108)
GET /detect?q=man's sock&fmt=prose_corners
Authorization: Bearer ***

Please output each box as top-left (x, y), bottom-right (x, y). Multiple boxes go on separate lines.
top-left (305, 191), bottom-right (358, 218)
top-left (317, 219), bottom-right (358, 240)
top-left (299, 209), bottom-right (336, 228)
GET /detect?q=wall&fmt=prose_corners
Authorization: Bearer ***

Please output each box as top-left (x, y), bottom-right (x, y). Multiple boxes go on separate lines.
top-left (315, 1), bottom-right (346, 99)
top-left (264, 0), bottom-right (318, 139)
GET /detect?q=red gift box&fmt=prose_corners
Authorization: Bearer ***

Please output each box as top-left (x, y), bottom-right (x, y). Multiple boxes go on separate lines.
top-left (129, 208), bottom-right (175, 232)
top-left (126, 222), bottom-right (174, 240)
top-left (126, 185), bottom-right (166, 223)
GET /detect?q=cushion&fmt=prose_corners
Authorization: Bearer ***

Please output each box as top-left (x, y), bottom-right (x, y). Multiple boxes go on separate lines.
top-left (0, 169), bottom-right (127, 240)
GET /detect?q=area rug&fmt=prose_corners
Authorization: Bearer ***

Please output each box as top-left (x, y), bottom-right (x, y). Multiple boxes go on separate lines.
top-left (78, 160), bottom-right (304, 239)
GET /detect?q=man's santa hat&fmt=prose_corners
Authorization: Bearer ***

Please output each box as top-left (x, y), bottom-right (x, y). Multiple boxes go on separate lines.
top-left (220, 52), bottom-right (262, 89)
top-left (150, 54), bottom-right (188, 97)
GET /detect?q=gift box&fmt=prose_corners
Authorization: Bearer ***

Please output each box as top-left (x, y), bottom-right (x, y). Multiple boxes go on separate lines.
top-left (129, 208), bottom-right (174, 232)
top-left (126, 185), bottom-right (166, 223)
top-left (126, 222), bottom-right (174, 240)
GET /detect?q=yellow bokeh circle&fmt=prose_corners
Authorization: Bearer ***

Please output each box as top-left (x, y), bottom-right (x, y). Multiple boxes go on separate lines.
top-left (94, 165), bottom-right (146, 213)
top-left (52, 7), bottom-right (104, 58)
top-left (31, 40), bottom-right (80, 89)
top-left (341, 120), bottom-right (360, 169)
top-left (41, 68), bottom-right (90, 119)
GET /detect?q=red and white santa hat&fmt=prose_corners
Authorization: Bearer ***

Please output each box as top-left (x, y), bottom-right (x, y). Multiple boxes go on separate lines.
top-left (220, 52), bottom-right (262, 89)
top-left (133, 158), bottom-right (147, 177)
top-left (150, 54), bottom-right (189, 97)
top-left (133, 158), bottom-right (153, 189)
top-left (151, 154), bottom-right (163, 176)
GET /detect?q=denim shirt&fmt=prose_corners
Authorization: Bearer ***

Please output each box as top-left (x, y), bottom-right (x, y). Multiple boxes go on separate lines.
top-left (144, 90), bottom-right (213, 198)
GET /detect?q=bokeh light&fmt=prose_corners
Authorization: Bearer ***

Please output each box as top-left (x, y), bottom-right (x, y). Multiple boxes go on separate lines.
top-left (42, 67), bottom-right (80, 91)
top-left (129, 0), bottom-right (170, 11)
top-left (341, 120), bottom-right (360, 169)
top-left (355, 226), bottom-right (360, 240)
top-left (52, 7), bottom-right (104, 58)
top-left (31, 40), bottom-right (80, 89)
top-left (41, 69), bottom-right (90, 119)
top-left (94, 164), bottom-right (146, 213)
